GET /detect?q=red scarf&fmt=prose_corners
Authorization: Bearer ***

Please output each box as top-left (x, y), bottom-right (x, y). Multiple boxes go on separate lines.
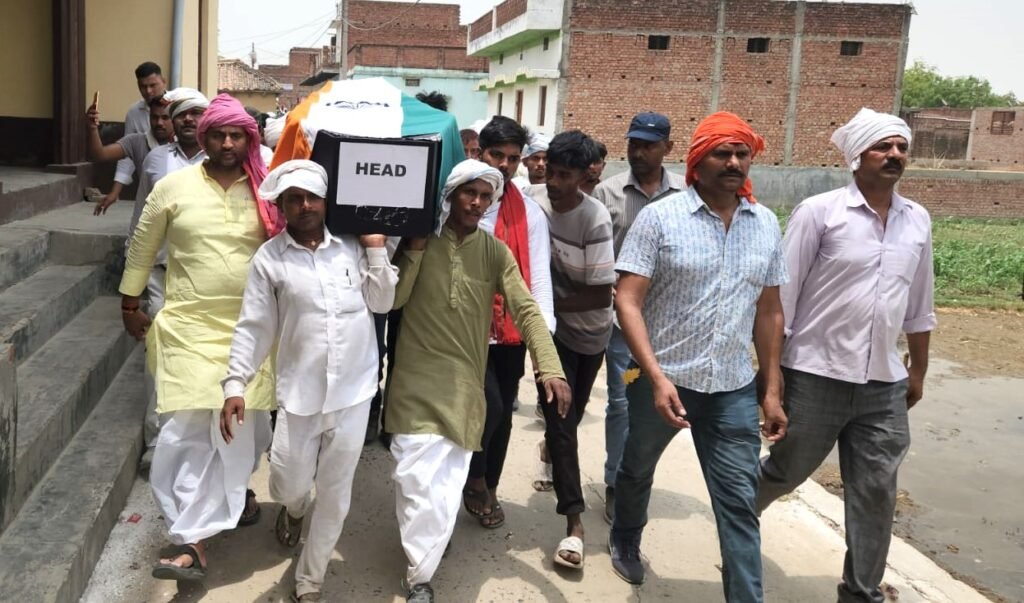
top-left (491, 182), bottom-right (531, 344)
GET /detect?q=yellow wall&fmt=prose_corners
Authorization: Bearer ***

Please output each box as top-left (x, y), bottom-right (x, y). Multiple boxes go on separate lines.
top-left (0, 0), bottom-right (53, 118)
top-left (229, 92), bottom-right (280, 113)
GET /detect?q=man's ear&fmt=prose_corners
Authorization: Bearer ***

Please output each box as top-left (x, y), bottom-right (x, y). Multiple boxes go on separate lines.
top-left (664, 140), bottom-right (674, 154)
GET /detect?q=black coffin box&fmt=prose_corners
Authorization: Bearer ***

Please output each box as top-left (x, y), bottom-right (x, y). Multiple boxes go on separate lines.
top-left (310, 130), bottom-right (442, 237)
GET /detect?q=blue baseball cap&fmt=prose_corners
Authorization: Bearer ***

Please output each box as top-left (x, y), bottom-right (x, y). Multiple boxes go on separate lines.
top-left (626, 112), bottom-right (671, 141)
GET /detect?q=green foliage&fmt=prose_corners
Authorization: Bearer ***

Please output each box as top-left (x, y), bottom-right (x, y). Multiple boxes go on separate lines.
top-left (901, 60), bottom-right (1018, 109)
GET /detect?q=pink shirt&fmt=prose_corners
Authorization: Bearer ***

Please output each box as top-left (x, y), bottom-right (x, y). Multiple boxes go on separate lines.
top-left (781, 182), bottom-right (936, 384)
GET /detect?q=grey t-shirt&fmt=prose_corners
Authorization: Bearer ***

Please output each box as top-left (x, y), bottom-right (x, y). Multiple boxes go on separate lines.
top-left (526, 184), bottom-right (616, 355)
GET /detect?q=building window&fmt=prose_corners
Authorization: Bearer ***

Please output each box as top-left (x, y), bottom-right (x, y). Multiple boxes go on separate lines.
top-left (497, 92), bottom-right (503, 116)
top-left (840, 41), bottom-right (863, 56)
top-left (538, 86), bottom-right (547, 126)
top-left (543, 36), bottom-right (550, 51)
top-left (405, 78), bottom-right (420, 87)
top-left (991, 111), bottom-right (1016, 135)
top-left (747, 38), bottom-right (770, 53)
top-left (515, 90), bottom-right (524, 123)
top-left (499, 53), bottom-right (504, 65)
top-left (648, 35), bottom-right (670, 50)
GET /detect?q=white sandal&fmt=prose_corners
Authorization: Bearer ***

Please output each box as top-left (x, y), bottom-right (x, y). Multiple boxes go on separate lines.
top-left (554, 535), bottom-right (584, 569)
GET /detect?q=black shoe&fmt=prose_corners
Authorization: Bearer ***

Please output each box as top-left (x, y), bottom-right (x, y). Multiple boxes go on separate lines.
top-left (364, 408), bottom-right (381, 445)
top-left (604, 486), bottom-right (615, 524)
top-left (608, 529), bottom-right (645, 585)
top-left (406, 582), bottom-right (434, 602)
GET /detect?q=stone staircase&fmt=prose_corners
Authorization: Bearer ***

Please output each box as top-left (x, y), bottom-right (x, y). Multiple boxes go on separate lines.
top-left (0, 195), bottom-right (143, 603)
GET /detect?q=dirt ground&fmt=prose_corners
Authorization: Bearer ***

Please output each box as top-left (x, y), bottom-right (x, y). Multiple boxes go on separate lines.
top-left (928, 308), bottom-right (1024, 377)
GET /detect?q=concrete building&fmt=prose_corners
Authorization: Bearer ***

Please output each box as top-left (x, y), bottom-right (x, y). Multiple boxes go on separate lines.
top-left (468, 0), bottom-right (912, 167)
top-left (218, 58), bottom-right (283, 113)
top-left (258, 47), bottom-right (333, 109)
top-left (0, 0), bottom-right (219, 167)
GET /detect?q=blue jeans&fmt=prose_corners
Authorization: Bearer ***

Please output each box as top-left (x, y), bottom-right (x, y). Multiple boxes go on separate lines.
top-left (603, 325), bottom-right (631, 487)
top-left (613, 373), bottom-right (763, 603)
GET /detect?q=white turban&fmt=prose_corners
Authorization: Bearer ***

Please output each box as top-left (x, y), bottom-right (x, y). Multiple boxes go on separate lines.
top-left (831, 107), bottom-right (912, 171)
top-left (162, 87), bottom-right (209, 119)
top-left (523, 132), bottom-right (551, 158)
top-left (258, 159), bottom-right (328, 201)
top-left (437, 159), bottom-right (504, 234)
top-left (264, 113), bottom-right (286, 149)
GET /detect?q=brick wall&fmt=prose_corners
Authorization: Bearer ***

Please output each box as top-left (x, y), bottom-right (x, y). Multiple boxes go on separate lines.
top-left (470, 12), bottom-right (493, 39)
top-left (967, 108), bottom-right (1024, 170)
top-left (905, 108), bottom-right (972, 162)
top-left (495, 0), bottom-right (528, 29)
top-left (258, 47), bottom-right (328, 109)
top-left (562, 0), bottom-right (910, 166)
top-left (900, 174), bottom-right (1024, 218)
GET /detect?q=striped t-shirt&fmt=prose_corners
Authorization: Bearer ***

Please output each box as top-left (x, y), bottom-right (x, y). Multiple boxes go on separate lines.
top-left (526, 184), bottom-right (616, 355)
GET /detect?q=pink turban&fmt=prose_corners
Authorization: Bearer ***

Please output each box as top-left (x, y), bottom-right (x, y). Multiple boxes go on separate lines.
top-left (196, 93), bottom-right (284, 237)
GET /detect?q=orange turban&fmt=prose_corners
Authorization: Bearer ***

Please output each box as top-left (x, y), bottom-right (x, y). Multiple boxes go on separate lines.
top-left (685, 111), bottom-right (766, 202)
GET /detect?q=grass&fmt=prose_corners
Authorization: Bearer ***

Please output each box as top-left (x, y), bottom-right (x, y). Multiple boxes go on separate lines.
top-left (772, 209), bottom-right (1024, 311)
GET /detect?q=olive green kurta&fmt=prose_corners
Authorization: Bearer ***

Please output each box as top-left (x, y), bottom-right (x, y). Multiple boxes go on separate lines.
top-left (385, 226), bottom-right (565, 451)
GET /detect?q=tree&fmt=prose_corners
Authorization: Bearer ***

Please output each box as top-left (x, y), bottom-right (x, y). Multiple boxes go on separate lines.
top-left (901, 60), bottom-right (1018, 109)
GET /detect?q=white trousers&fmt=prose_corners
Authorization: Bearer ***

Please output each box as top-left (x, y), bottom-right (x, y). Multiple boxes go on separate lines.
top-left (143, 264), bottom-right (166, 448)
top-left (269, 401), bottom-right (371, 597)
top-left (391, 433), bottom-right (473, 586)
top-left (150, 409), bottom-right (271, 545)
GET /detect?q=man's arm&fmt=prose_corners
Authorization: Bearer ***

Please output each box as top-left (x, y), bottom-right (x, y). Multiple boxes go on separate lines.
top-left (392, 238), bottom-right (426, 309)
top-left (780, 202), bottom-right (822, 336)
top-left (85, 104), bottom-right (129, 163)
top-left (753, 285), bottom-right (787, 441)
top-left (525, 203), bottom-right (556, 332)
top-left (556, 214), bottom-right (616, 313)
top-left (905, 331), bottom-right (930, 409)
top-left (903, 221), bottom-right (937, 408)
top-left (358, 236), bottom-right (399, 314)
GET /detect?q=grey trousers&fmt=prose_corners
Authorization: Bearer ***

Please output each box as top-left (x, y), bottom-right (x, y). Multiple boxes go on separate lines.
top-left (757, 368), bottom-right (911, 603)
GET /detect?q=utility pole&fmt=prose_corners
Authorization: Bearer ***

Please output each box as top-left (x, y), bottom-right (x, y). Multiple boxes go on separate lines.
top-left (249, 42), bottom-right (257, 68)
top-left (331, 0), bottom-right (348, 79)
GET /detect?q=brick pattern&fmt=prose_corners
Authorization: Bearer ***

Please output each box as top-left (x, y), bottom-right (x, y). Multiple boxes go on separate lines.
top-left (968, 108), bottom-right (1024, 170)
top-left (901, 175), bottom-right (1024, 219)
top-left (470, 12), bottom-right (493, 39)
top-left (905, 108), bottom-right (972, 162)
top-left (495, 0), bottom-right (528, 29)
top-left (258, 47), bottom-right (329, 109)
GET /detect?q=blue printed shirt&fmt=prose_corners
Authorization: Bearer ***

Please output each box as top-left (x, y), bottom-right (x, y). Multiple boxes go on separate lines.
top-left (615, 186), bottom-right (788, 393)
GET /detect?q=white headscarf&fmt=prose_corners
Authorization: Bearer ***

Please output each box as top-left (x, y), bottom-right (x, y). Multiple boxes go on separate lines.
top-left (831, 107), bottom-right (912, 171)
top-left (523, 132), bottom-right (551, 158)
top-left (264, 113), bottom-right (286, 149)
top-left (437, 159), bottom-right (504, 234)
top-left (258, 159), bottom-right (328, 201)
top-left (162, 87), bottom-right (210, 119)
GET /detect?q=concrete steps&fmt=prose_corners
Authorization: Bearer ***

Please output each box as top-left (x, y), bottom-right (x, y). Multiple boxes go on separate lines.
top-left (0, 228), bottom-right (49, 291)
top-left (0, 347), bottom-right (144, 603)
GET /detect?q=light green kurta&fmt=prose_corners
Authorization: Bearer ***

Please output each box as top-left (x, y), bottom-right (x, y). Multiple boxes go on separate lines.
top-left (385, 226), bottom-right (565, 451)
top-left (119, 164), bottom-right (275, 413)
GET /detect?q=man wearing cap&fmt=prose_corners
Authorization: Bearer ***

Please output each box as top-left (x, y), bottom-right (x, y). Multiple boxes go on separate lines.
top-left (593, 112), bottom-right (685, 523)
top-left (608, 112), bottom-right (788, 602)
top-left (386, 159), bottom-right (569, 603)
top-left (222, 160), bottom-right (397, 602)
top-left (757, 108), bottom-right (935, 603)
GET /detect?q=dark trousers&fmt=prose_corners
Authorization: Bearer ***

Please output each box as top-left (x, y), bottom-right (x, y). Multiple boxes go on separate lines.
top-left (468, 344), bottom-right (527, 489)
top-left (535, 338), bottom-right (605, 516)
top-left (370, 308), bottom-right (403, 431)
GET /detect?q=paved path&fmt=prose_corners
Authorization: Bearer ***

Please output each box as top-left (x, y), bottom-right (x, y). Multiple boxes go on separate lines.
top-left (82, 365), bottom-right (987, 602)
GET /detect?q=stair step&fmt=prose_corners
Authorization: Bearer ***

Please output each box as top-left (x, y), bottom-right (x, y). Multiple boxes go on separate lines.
top-left (0, 228), bottom-right (49, 292)
top-left (9, 298), bottom-right (136, 526)
top-left (0, 264), bottom-right (106, 364)
top-left (0, 346), bottom-right (144, 603)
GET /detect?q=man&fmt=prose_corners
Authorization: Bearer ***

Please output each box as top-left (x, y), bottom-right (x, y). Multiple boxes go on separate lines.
top-left (119, 93), bottom-right (282, 580)
top-left (460, 128), bottom-right (480, 160)
top-left (580, 140), bottom-right (607, 196)
top-left (222, 160), bottom-right (397, 602)
top-left (86, 96), bottom-right (173, 215)
top-left (386, 160), bottom-right (570, 603)
top-left (593, 111), bottom-right (685, 523)
top-left (512, 132), bottom-right (550, 189)
top-left (608, 112), bottom-right (788, 603)
top-left (524, 129), bottom-right (615, 570)
top-left (101, 62), bottom-right (168, 212)
top-left (757, 108), bottom-right (936, 603)
top-left (463, 116), bottom-right (555, 529)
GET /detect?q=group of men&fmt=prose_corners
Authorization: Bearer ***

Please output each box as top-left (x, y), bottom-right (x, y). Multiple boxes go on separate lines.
top-left (90, 59), bottom-right (934, 603)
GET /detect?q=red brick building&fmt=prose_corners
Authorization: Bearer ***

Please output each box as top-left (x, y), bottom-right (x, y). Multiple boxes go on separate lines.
top-left (967, 107), bottom-right (1024, 170)
top-left (259, 47), bottom-right (333, 109)
top-left (469, 0), bottom-right (912, 167)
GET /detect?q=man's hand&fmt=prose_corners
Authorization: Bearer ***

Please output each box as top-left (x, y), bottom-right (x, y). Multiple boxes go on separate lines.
top-left (405, 237), bottom-right (427, 251)
top-left (94, 191), bottom-right (118, 215)
top-left (220, 396), bottom-right (246, 443)
top-left (86, 103), bottom-right (100, 129)
top-left (542, 377), bottom-right (573, 418)
top-left (906, 370), bottom-right (925, 409)
top-left (122, 309), bottom-right (151, 341)
top-left (359, 234), bottom-right (387, 249)
top-left (652, 374), bottom-right (689, 429)
top-left (760, 397), bottom-right (788, 441)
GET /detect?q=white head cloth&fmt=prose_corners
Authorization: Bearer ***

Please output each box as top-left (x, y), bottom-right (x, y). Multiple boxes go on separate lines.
top-left (264, 113), bottom-right (286, 149)
top-left (258, 159), bottom-right (328, 201)
top-left (831, 107), bottom-right (912, 171)
top-left (162, 87), bottom-right (209, 119)
top-left (523, 132), bottom-right (551, 158)
top-left (437, 159), bottom-right (504, 234)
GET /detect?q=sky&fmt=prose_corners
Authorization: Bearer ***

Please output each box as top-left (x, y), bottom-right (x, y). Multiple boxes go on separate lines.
top-left (218, 0), bottom-right (1023, 98)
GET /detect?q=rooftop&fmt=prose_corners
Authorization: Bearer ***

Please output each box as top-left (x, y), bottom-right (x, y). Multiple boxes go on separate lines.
top-left (217, 58), bottom-right (283, 93)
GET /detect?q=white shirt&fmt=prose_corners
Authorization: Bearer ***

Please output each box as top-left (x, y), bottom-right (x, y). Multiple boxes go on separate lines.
top-left (131, 143), bottom-right (207, 238)
top-left (222, 227), bottom-right (399, 415)
top-left (480, 193), bottom-right (557, 334)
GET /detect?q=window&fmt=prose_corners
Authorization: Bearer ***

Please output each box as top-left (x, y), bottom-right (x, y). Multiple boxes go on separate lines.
top-left (648, 35), bottom-right (670, 50)
top-left (404, 78), bottom-right (420, 87)
top-left (746, 38), bottom-right (770, 53)
top-left (991, 111), bottom-right (1016, 135)
top-left (499, 53), bottom-right (504, 65)
top-left (497, 92), bottom-right (503, 116)
top-left (515, 90), bottom-right (524, 123)
top-left (538, 86), bottom-right (547, 126)
top-left (840, 41), bottom-right (863, 56)
top-left (543, 36), bottom-right (550, 51)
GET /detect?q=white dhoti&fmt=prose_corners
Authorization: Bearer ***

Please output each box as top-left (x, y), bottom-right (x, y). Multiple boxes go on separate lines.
top-left (142, 262), bottom-right (167, 449)
top-left (391, 433), bottom-right (473, 586)
top-left (269, 400), bottom-right (371, 597)
top-left (150, 409), bottom-right (271, 545)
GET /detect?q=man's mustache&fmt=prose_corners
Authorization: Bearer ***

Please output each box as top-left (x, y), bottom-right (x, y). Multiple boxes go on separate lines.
top-left (883, 159), bottom-right (903, 170)
top-left (719, 169), bottom-right (745, 178)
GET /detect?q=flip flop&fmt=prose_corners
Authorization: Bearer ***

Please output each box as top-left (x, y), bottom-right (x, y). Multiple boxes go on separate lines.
top-left (480, 502), bottom-right (505, 529)
top-left (151, 544), bottom-right (207, 581)
top-left (237, 488), bottom-right (261, 527)
top-left (554, 535), bottom-right (584, 570)
top-left (276, 505), bottom-right (303, 547)
top-left (462, 487), bottom-right (492, 518)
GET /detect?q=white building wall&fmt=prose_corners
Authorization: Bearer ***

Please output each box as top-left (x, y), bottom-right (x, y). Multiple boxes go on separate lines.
top-left (482, 34), bottom-right (563, 135)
